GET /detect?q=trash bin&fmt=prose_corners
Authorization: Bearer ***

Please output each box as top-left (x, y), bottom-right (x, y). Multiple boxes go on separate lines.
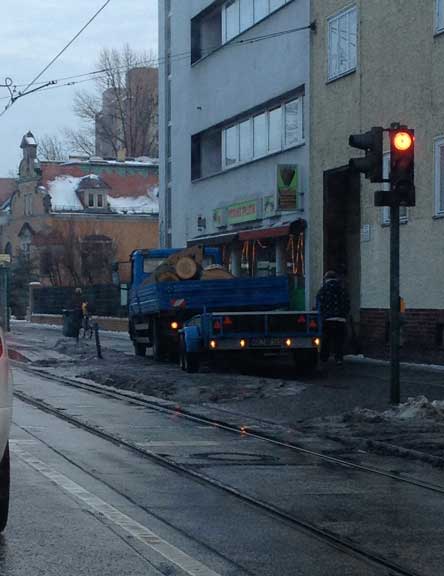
top-left (62, 309), bottom-right (80, 338)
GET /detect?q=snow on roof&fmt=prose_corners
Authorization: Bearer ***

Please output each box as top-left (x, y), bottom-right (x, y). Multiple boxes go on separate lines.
top-left (47, 174), bottom-right (159, 213)
top-left (108, 194), bottom-right (158, 214)
top-left (64, 156), bottom-right (159, 167)
top-left (48, 175), bottom-right (83, 211)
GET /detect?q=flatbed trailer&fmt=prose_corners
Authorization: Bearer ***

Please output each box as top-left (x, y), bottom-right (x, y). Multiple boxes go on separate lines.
top-left (179, 309), bottom-right (321, 373)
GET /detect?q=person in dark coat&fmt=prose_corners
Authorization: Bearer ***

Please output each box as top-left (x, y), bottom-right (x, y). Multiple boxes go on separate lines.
top-left (317, 270), bottom-right (350, 365)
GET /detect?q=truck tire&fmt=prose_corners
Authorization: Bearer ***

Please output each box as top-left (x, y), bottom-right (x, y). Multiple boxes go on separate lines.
top-left (134, 342), bottom-right (146, 357)
top-left (0, 443), bottom-right (10, 533)
top-left (152, 319), bottom-right (167, 361)
top-left (179, 336), bottom-right (200, 373)
top-left (293, 349), bottom-right (318, 376)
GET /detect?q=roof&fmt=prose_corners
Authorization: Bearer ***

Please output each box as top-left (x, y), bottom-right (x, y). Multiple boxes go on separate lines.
top-left (47, 173), bottom-right (158, 214)
top-left (0, 179), bottom-right (16, 207)
top-left (77, 175), bottom-right (110, 190)
top-left (41, 159), bottom-right (158, 201)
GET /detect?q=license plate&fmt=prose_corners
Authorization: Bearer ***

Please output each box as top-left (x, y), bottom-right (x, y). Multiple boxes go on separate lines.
top-left (250, 337), bottom-right (283, 348)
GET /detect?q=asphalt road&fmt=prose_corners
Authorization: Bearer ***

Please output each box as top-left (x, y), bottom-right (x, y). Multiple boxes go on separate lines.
top-left (6, 366), bottom-right (444, 576)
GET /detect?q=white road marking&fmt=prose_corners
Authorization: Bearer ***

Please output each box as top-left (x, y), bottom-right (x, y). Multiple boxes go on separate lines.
top-left (12, 443), bottom-right (223, 576)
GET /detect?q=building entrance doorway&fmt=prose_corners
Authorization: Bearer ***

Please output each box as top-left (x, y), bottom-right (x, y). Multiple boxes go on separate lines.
top-left (323, 167), bottom-right (361, 336)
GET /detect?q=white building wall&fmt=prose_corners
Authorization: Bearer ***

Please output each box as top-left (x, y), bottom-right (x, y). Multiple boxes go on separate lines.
top-left (159, 0), bottom-right (311, 249)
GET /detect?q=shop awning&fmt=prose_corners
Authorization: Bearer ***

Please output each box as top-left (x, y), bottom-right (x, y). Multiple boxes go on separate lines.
top-left (187, 231), bottom-right (238, 247)
top-left (187, 219), bottom-right (306, 246)
top-left (238, 219), bottom-right (306, 241)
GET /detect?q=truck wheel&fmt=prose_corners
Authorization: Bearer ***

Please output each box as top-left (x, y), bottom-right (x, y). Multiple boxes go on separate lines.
top-left (152, 320), bottom-right (166, 361)
top-left (134, 342), bottom-right (146, 357)
top-left (293, 349), bottom-right (318, 376)
top-left (179, 337), bottom-right (199, 373)
top-left (0, 443), bottom-right (10, 533)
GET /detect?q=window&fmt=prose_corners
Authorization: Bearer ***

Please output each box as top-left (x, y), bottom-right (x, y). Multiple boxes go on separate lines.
top-left (285, 99), bottom-right (302, 147)
top-left (219, 96), bottom-right (304, 171)
top-left (435, 137), bottom-right (444, 215)
top-left (254, 0), bottom-right (269, 23)
top-left (240, 0), bottom-right (254, 31)
top-left (88, 193), bottom-right (94, 208)
top-left (253, 113), bottom-right (268, 157)
top-left (225, 0), bottom-right (240, 41)
top-left (239, 119), bottom-right (252, 161)
top-left (382, 153), bottom-right (408, 224)
top-left (225, 125), bottom-right (239, 166)
top-left (268, 107), bottom-right (282, 152)
top-left (97, 194), bottom-right (103, 208)
top-left (222, 0), bottom-right (291, 43)
top-left (270, 0), bottom-right (285, 11)
top-left (328, 6), bottom-right (357, 81)
top-left (437, 0), bottom-right (444, 32)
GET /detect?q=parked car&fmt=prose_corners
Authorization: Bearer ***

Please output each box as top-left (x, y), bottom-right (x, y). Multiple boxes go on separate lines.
top-left (0, 328), bottom-right (12, 532)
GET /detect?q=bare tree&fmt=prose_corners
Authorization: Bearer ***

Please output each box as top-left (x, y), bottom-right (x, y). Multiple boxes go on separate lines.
top-left (70, 45), bottom-right (158, 158)
top-left (63, 126), bottom-right (95, 157)
top-left (37, 134), bottom-right (69, 162)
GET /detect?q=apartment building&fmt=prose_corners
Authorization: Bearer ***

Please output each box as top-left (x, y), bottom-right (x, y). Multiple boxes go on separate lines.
top-left (310, 0), bottom-right (444, 358)
top-left (159, 0), bottom-right (313, 307)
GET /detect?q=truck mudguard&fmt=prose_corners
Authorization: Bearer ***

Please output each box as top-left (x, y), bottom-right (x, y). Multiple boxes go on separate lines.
top-left (182, 325), bottom-right (202, 354)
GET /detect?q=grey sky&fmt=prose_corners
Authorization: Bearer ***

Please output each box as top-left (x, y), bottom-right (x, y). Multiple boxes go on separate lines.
top-left (0, 0), bottom-right (158, 176)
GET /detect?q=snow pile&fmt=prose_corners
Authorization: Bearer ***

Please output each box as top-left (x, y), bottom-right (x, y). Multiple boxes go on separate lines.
top-left (351, 396), bottom-right (444, 423)
top-left (48, 175), bottom-right (83, 211)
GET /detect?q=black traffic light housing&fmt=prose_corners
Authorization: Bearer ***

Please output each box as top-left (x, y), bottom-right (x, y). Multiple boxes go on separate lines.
top-left (390, 127), bottom-right (415, 207)
top-left (349, 126), bottom-right (383, 183)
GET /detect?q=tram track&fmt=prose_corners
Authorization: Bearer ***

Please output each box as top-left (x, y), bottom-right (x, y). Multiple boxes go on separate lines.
top-left (11, 362), bottom-right (439, 576)
top-left (12, 361), bottom-right (444, 495)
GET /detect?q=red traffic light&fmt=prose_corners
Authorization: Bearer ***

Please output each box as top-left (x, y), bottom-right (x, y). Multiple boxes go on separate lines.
top-left (392, 131), bottom-right (413, 152)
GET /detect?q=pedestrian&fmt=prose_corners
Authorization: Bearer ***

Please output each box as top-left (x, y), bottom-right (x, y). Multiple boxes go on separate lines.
top-left (81, 300), bottom-right (92, 339)
top-left (316, 270), bottom-right (350, 365)
top-left (72, 288), bottom-right (83, 340)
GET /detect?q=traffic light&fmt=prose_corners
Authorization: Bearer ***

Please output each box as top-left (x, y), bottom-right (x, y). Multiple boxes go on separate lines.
top-left (349, 126), bottom-right (383, 183)
top-left (390, 127), bottom-right (415, 206)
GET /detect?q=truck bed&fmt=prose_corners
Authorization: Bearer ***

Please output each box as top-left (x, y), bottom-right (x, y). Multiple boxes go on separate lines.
top-left (129, 276), bottom-right (290, 317)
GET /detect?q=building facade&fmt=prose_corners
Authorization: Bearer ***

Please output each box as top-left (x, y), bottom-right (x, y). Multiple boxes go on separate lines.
top-left (159, 0), bottom-right (313, 307)
top-left (1, 133), bottom-right (159, 288)
top-left (310, 0), bottom-right (444, 359)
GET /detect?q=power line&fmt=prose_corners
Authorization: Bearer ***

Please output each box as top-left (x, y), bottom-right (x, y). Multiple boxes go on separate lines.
top-left (0, 21), bottom-right (314, 112)
top-left (22, 0), bottom-right (112, 95)
top-left (0, 0), bottom-right (112, 117)
top-left (7, 22), bottom-right (314, 93)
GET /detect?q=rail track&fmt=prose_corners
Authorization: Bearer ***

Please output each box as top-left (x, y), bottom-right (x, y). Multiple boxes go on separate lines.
top-left (12, 361), bottom-right (440, 576)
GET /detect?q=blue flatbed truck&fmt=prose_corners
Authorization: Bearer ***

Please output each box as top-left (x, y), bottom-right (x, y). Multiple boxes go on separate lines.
top-left (128, 248), bottom-right (321, 371)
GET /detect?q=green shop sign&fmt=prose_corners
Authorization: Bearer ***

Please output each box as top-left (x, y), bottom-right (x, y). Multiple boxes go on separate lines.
top-left (227, 200), bottom-right (258, 224)
top-left (277, 164), bottom-right (299, 211)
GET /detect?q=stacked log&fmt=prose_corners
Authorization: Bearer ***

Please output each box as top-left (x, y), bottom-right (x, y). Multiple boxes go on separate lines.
top-left (201, 265), bottom-right (234, 280)
top-left (147, 246), bottom-right (232, 283)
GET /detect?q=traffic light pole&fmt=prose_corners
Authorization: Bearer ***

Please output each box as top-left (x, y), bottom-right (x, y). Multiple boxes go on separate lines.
top-left (390, 201), bottom-right (400, 404)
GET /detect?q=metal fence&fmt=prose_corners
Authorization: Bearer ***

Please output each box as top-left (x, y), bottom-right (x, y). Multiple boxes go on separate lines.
top-left (32, 285), bottom-right (126, 318)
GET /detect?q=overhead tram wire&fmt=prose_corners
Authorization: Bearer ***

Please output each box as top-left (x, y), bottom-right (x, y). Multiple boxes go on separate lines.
top-left (4, 21), bottom-right (315, 98)
top-left (0, 0), bottom-right (112, 118)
